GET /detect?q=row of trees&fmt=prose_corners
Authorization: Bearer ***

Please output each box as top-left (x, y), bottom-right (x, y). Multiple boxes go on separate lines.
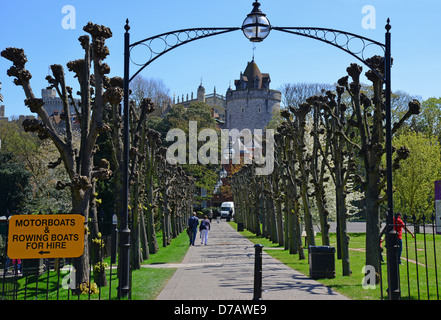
top-left (1, 22), bottom-right (196, 292)
top-left (232, 56), bottom-right (424, 276)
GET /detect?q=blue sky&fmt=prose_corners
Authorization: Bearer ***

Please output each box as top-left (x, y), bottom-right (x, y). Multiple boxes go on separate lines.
top-left (0, 0), bottom-right (440, 118)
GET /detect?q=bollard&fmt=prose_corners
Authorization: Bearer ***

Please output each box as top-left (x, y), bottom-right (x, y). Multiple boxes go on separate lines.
top-left (253, 244), bottom-right (263, 300)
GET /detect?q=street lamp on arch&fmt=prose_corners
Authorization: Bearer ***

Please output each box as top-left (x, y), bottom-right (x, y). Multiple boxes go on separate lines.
top-left (242, 0), bottom-right (271, 42)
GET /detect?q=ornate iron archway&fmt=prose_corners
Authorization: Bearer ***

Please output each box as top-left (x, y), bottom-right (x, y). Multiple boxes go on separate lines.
top-left (120, 0), bottom-right (397, 299)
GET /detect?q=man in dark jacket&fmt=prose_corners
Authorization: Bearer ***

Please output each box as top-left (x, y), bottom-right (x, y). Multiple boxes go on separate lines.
top-left (188, 212), bottom-right (199, 246)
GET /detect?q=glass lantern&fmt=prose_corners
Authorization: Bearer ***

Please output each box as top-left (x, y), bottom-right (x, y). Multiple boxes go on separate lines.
top-left (242, 1), bottom-right (271, 42)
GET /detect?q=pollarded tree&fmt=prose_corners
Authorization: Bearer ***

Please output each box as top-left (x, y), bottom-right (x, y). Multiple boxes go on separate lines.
top-left (318, 90), bottom-right (356, 277)
top-left (307, 95), bottom-right (332, 248)
top-left (231, 164), bottom-right (262, 236)
top-left (273, 128), bottom-right (303, 254)
top-left (343, 57), bottom-right (420, 273)
top-left (1, 22), bottom-right (114, 291)
top-left (284, 103), bottom-right (316, 247)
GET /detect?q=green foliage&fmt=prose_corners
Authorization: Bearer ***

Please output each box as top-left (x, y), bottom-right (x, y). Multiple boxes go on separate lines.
top-left (0, 120), bottom-right (40, 164)
top-left (393, 129), bottom-right (441, 221)
top-left (0, 150), bottom-right (32, 214)
top-left (0, 119), bottom-right (72, 214)
top-left (412, 97), bottom-right (441, 139)
top-left (150, 102), bottom-right (216, 138)
top-left (93, 261), bottom-right (109, 273)
top-left (75, 282), bottom-right (99, 295)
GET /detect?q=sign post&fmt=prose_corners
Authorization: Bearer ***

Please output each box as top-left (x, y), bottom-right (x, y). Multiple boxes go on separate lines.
top-left (7, 214), bottom-right (85, 259)
top-left (436, 181), bottom-right (441, 235)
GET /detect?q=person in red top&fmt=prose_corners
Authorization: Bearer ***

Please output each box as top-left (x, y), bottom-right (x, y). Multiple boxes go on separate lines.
top-left (394, 212), bottom-right (415, 264)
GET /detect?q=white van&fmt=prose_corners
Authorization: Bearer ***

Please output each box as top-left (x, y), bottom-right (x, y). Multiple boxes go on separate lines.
top-left (220, 202), bottom-right (234, 219)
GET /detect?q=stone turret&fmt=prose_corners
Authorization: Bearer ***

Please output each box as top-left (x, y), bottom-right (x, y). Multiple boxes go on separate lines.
top-left (197, 82), bottom-right (205, 102)
top-left (226, 60), bottom-right (281, 132)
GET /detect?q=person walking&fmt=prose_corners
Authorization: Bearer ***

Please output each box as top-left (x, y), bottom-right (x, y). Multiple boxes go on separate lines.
top-left (188, 212), bottom-right (199, 246)
top-left (199, 215), bottom-right (211, 245)
top-left (394, 212), bottom-right (414, 264)
top-left (12, 259), bottom-right (21, 275)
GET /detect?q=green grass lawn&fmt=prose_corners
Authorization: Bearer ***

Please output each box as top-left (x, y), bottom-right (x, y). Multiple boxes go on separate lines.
top-left (130, 231), bottom-right (190, 300)
top-left (228, 221), bottom-right (441, 300)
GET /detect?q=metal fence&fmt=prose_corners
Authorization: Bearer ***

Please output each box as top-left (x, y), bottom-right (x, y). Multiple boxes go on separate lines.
top-left (379, 214), bottom-right (441, 300)
top-left (3, 213), bottom-right (441, 300)
top-left (0, 216), bottom-right (129, 300)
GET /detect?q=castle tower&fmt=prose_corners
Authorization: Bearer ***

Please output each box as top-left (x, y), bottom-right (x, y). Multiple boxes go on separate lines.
top-left (226, 59), bottom-right (281, 132)
top-left (197, 82), bottom-right (205, 102)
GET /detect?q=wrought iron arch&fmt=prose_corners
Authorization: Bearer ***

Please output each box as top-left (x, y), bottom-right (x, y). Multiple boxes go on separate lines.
top-left (125, 21), bottom-right (390, 84)
top-left (121, 15), bottom-right (397, 300)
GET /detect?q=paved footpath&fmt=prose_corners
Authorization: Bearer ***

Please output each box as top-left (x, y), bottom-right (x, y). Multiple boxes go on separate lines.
top-left (154, 220), bottom-right (349, 300)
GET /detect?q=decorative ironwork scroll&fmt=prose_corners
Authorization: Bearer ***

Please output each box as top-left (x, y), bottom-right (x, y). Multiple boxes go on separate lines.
top-left (128, 27), bottom-right (240, 82)
top-left (272, 26), bottom-right (386, 81)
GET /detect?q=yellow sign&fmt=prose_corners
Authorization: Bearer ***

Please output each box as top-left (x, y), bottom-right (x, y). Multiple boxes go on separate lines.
top-left (7, 214), bottom-right (85, 259)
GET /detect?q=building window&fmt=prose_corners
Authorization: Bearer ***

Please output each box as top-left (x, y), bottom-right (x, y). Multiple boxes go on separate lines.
top-left (241, 108), bottom-right (244, 113)
top-left (258, 107), bottom-right (261, 113)
top-left (254, 76), bottom-right (260, 89)
top-left (264, 80), bottom-right (270, 89)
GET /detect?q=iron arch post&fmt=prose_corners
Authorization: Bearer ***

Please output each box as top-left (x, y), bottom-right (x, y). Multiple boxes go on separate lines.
top-left (119, 19), bottom-right (131, 299)
top-left (384, 21), bottom-right (400, 301)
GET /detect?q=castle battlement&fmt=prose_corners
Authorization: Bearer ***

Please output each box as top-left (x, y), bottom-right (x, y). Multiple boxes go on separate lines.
top-left (226, 88), bottom-right (281, 101)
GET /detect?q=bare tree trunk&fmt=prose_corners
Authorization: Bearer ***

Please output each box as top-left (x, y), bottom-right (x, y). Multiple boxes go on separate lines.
top-left (130, 176), bottom-right (142, 270)
top-left (365, 175), bottom-right (382, 272)
top-left (309, 99), bottom-right (331, 246)
top-left (71, 188), bottom-right (91, 289)
top-left (146, 185), bottom-right (159, 254)
top-left (273, 168), bottom-right (285, 247)
top-left (139, 208), bottom-right (150, 260)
